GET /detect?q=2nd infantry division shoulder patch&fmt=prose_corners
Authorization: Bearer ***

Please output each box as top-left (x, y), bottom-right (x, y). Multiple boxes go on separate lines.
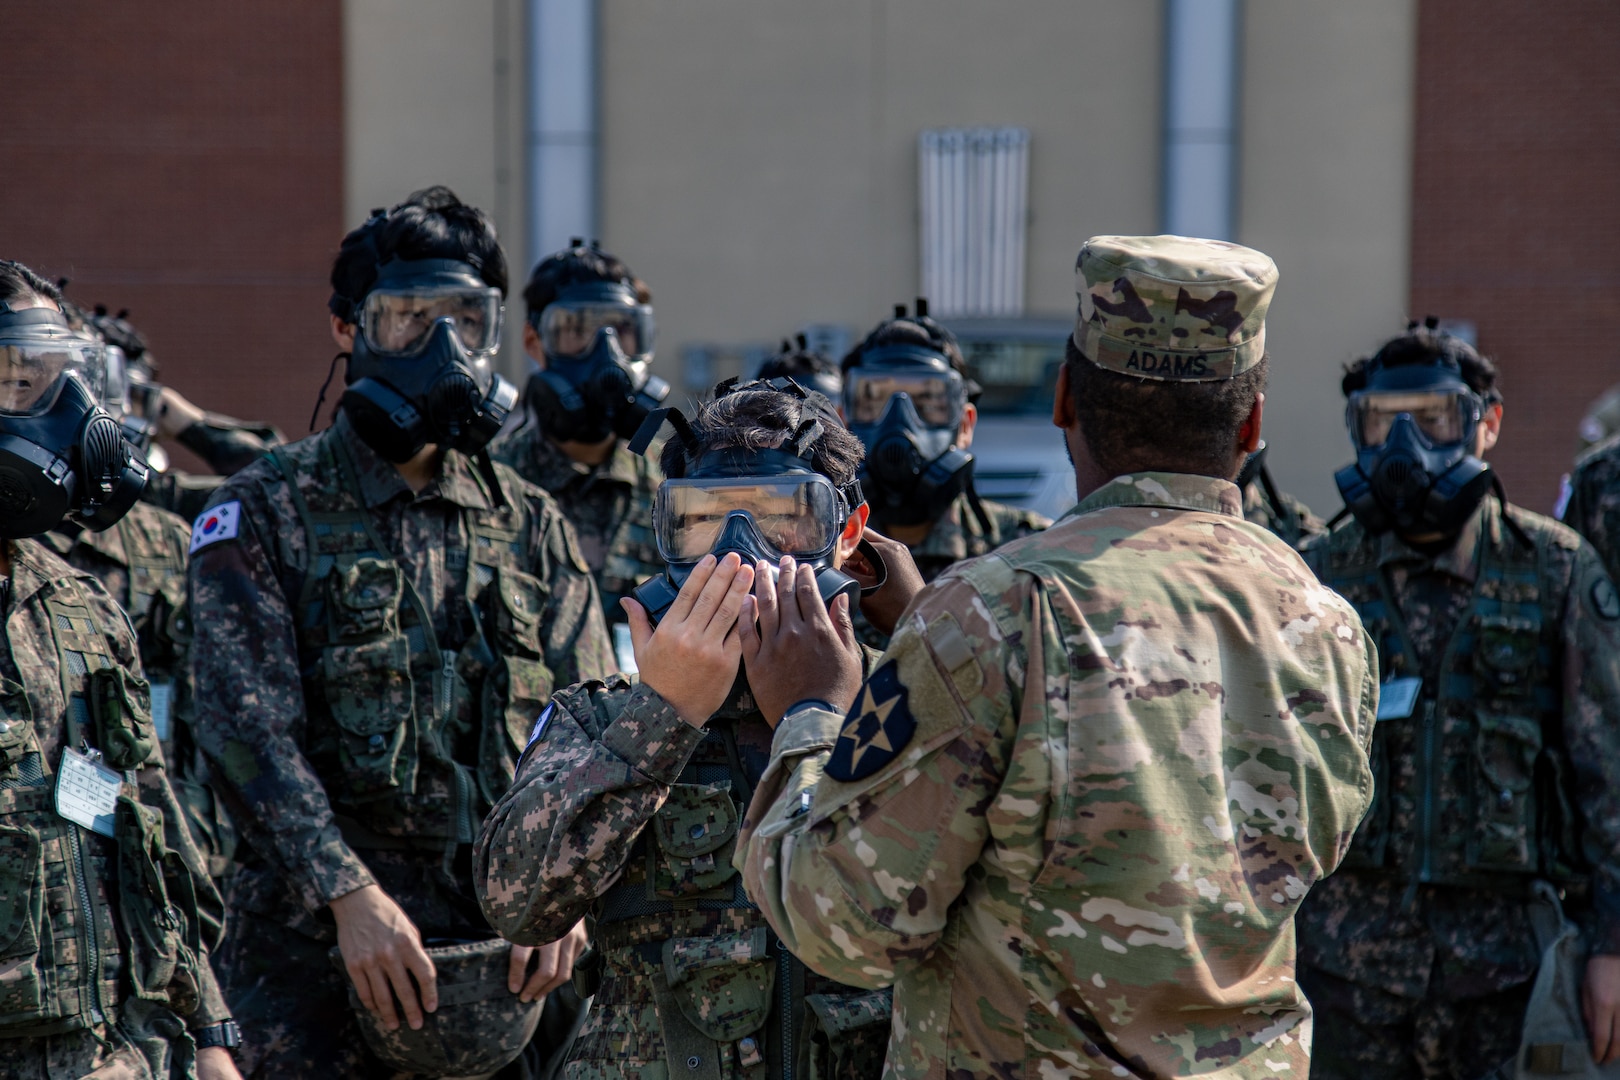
top-left (189, 501), bottom-right (242, 555)
top-left (826, 661), bottom-right (916, 782)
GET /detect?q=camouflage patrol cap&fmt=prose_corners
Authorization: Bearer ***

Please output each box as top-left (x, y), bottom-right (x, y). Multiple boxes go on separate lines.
top-left (1072, 234), bottom-right (1278, 382)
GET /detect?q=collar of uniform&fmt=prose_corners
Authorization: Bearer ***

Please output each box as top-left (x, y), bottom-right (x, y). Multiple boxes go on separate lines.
top-left (331, 409), bottom-right (504, 511)
top-left (37, 523), bottom-right (128, 566)
top-left (1374, 495), bottom-right (1491, 585)
top-left (1070, 472), bottom-right (1245, 519)
top-left (528, 426), bottom-right (641, 492)
top-left (7, 538), bottom-right (84, 610)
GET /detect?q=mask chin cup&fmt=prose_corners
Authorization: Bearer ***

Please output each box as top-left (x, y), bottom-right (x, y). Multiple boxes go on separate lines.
top-left (340, 378), bottom-right (430, 463)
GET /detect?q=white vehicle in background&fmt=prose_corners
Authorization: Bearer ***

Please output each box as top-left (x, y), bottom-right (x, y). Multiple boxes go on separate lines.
top-left (946, 317), bottom-right (1077, 522)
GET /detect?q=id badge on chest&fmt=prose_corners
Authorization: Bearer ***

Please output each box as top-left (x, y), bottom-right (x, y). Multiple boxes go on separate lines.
top-left (149, 679), bottom-right (173, 744)
top-left (56, 746), bottom-right (121, 837)
top-left (1376, 675), bottom-right (1423, 721)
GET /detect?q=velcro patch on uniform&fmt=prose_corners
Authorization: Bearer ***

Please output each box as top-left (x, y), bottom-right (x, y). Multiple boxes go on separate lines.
top-left (826, 661), bottom-right (915, 782)
top-left (526, 704), bottom-right (555, 748)
top-left (189, 501), bottom-right (242, 554)
top-left (925, 613), bottom-right (983, 699)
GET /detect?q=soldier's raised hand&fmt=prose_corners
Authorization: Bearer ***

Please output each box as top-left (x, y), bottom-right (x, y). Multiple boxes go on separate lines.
top-left (622, 552), bottom-right (755, 728)
top-left (739, 556), bottom-right (863, 726)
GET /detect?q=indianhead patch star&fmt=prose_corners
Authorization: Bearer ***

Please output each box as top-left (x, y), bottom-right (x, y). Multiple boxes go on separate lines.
top-left (826, 660), bottom-right (915, 782)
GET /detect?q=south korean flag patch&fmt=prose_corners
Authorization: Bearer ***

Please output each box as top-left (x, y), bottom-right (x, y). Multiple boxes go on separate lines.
top-left (189, 501), bottom-right (242, 554)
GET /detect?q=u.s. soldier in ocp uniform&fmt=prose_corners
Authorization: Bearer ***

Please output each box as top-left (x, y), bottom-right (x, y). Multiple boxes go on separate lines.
top-left (187, 190), bottom-right (613, 1077)
top-left (1298, 323), bottom-right (1620, 1078)
top-left (732, 235), bottom-right (1380, 1077)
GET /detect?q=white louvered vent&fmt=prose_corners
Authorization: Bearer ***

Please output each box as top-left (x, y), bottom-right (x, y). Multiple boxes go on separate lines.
top-left (919, 127), bottom-right (1030, 317)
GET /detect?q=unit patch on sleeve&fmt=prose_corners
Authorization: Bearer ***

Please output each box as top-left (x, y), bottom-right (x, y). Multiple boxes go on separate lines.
top-left (189, 501), bottom-right (243, 554)
top-left (826, 661), bottom-right (916, 782)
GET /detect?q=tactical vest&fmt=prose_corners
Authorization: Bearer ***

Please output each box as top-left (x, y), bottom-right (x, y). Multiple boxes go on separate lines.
top-left (573, 685), bottom-right (891, 1080)
top-left (1311, 503), bottom-right (1585, 891)
top-left (270, 437), bottom-right (554, 845)
top-left (0, 573), bottom-right (206, 1038)
top-left (112, 509), bottom-right (190, 755)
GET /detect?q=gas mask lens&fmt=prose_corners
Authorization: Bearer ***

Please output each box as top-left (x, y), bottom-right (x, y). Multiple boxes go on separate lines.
top-left (1350, 390), bottom-right (1478, 449)
top-left (655, 476), bottom-right (844, 562)
top-left (846, 370), bottom-right (961, 426)
top-left (0, 334), bottom-right (104, 417)
top-left (538, 300), bottom-right (655, 362)
top-left (359, 286), bottom-right (503, 357)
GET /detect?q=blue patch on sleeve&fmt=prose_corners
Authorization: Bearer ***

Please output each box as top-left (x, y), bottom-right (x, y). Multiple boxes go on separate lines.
top-left (825, 661), bottom-right (915, 782)
top-left (526, 704), bottom-right (555, 748)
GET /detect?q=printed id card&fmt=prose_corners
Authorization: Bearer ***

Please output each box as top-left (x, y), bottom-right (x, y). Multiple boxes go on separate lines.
top-left (1376, 676), bottom-right (1423, 722)
top-left (55, 747), bottom-right (121, 837)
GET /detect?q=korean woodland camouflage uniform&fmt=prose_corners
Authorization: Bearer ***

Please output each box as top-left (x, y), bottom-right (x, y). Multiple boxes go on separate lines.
top-left (1298, 496), bottom-right (1620, 1079)
top-left (494, 418), bottom-right (663, 631)
top-left (0, 538), bottom-right (231, 1078)
top-left (737, 236), bottom-right (1381, 1078)
top-left (476, 668), bottom-right (896, 1080)
top-left (186, 410), bottom-right (613, 1076)
top-left (42, 502), bottom-right (237, 883)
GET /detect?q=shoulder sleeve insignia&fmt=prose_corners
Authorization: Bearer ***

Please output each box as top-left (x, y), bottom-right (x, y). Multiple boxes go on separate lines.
top-left (1592, 577), bottom-right (1620, 621)
top-left (189, 500), bottom-right (242, 555)
top-left (526, 703), bottom-right (555, 748)
top-left (825, 660), bottom-right (915, 782)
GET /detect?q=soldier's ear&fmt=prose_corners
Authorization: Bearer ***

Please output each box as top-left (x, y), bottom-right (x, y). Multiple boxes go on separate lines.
top-left (1238, 392), bottom-right (1265, 454)
top-left (1052, 364), bottom-right (1077, 429)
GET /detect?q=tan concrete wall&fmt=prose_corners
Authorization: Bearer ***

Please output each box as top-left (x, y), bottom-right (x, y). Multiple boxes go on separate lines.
top-left (599, 0), bottom-right (1163, 384)
top-left (343, 0), bottom-right (529, 378)
top-left (1239, 0), bottom-right (1418, 512)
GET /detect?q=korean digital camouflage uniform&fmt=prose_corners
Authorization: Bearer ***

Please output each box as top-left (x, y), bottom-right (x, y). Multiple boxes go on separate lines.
top-left (494, 418), bottom-right (663, 632)
top-left (0, 538), bottom-right (232, 1078)
top-left (1297, 496), bottom-right (1620, 1079)
top-left (1560, 431), bottom-right (1620, 581)
top-left (476, 672), bottom-right (894, 1080)
top-left (737, 235), bottom-right (1382, 1078)
top-left (41, 502), bottom-right (237, 882)
top-left (1242, 476), bottom-right (1325, 548)
top-left (853, 491), bottom-right (1048, 650)
top-left (186, 410), bottom-right (614, 1076)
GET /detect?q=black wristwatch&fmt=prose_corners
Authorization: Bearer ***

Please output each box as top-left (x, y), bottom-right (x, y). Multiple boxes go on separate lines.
top-left (194, 1019), bottom-right (242, 1053)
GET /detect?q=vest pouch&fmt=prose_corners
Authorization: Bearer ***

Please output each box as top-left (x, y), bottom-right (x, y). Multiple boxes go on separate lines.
top-left (322, 637), bottom-right (417, 802)
top-left (478, 654), bottom-right (555, 802)
top-left (1474, 614), bottom-right (1542, 700)
top-left (661, 929), bottom-right (776, 1043)
top-left (651, 781), bottom-right (740, 899)
top-left (0, 822), bottom-right (45, 1021)
top-left (1340, 720), bottom-right (1393, 870)
top-left (90, 667), bottom-right (155, 771)
top-left (803, 988), bottom-right (894, 1080)
top-left (326, 557), bottom-right (404, 643)
top-left (0, 677), bottom-right (34, 772)
top-left (114, 795), bottom-right (204, 1014)
top-left (1468, 710), bottom-right (1542, 873)
top-left (483, 565), bottom-right (549, 660)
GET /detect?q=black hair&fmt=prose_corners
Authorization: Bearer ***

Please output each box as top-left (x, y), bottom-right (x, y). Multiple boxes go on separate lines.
top-left (1065, 337), bottom-right (1268, 480)
top-left (328, 186), bottom-right (508, 320)
top-left (841, 301), bottom-right (981, 402)
top-left (86, 305), bottom-right (152, 369)
top-left (0, 261), bottom-right (63, 308)
top-left (757, 337), bottom-right (840, 387)
top-left (1341, 317), bottom-right (1500, 403)
top-left (523, 239), bottom-right (648, 320)
top-left (660, 381), bottom-right (864, 490)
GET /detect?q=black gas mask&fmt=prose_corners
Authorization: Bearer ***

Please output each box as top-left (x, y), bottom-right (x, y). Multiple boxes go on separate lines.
top-left (527, 281), bottom-right (667, 444)
top-left (1333, 362), bottom-right (1494, 539)
top-left (845, 345), bottom-right (972, 527)
top-left (0, 307), bottom-right (146, 538)
top-left (626, 382), bottom-right (866, 625)
top-left (340, 258), bottom-right (518, 463)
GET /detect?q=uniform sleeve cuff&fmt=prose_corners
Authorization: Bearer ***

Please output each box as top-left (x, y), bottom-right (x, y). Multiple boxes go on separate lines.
top-left (186, 949), bottom-right (234, 1029)
top-left (600, 683), bottom-right (708, 785)
top-left (772, 706), bottom-right (844, 759)
top-left (302, 831), bottom-right (378, 911)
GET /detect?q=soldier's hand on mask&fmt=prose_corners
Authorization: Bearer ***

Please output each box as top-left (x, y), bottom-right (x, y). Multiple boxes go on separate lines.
top-left (508, 919), bottom-right (588, 1003)
top-left (195, 1046), bottom-right (243, 1080)
top-left (847, 528), bottom-right (926, 638)
top-left (739, 557), bottom-right (863, 727)
top-left (1584, 954), bottom-right (1620, 1063)
top-left (329, 883), bottom-right (438, 1032)
top-left (622, 552), bottom-right (756, 728)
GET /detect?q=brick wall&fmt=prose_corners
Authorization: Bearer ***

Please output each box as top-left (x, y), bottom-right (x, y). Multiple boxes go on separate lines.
top-left (1411, 0), bottom-right (1620, 515)
top-left (0, 2), bottom-right (343, 475)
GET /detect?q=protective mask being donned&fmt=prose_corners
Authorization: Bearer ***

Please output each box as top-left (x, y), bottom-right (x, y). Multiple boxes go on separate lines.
top-left (340, 258), bottom-right (518, 463)
top-left (1333, 366), bottom-right (1493, 539)
top-left (0, 307), bottom-right (146, 538)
